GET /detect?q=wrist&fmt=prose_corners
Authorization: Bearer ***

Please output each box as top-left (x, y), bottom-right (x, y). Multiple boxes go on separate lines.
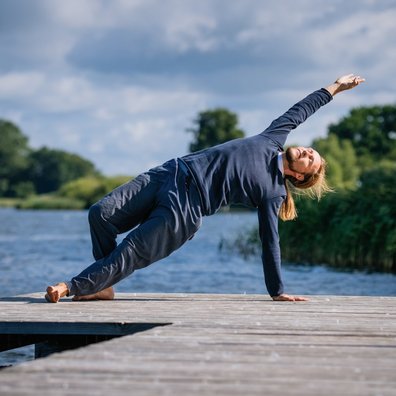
top-left (325, 82), bottom-right (341, 97)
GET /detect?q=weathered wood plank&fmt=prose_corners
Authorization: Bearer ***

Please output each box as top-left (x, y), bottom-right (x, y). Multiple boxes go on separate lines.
top-left (0, 293), bottom-right (395, 395)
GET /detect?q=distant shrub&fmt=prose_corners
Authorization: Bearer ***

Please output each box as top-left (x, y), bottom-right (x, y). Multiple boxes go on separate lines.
top-left (103, 175), bottom-right (132, 192)
top-left (59, 175), bottom-right (132, 208)
top-left (0, 198), bottom-right (22, 207)
top-left (17, 195), bottom-right (85, 210)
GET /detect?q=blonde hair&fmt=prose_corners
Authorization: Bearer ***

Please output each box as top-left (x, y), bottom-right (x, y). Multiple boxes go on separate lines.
top-left (279, 157), bottom-right (333, 221)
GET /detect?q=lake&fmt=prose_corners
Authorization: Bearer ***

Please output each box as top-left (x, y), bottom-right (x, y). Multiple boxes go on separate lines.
top-left (0, 208), bottom-right (395, 366)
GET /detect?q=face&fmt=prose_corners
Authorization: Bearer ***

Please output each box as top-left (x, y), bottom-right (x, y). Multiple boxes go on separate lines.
top-left (286, 147), bottom-right (321, 176)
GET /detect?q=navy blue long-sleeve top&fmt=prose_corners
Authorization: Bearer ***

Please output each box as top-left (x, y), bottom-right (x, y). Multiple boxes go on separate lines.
top-left (181, 88), bottom-right (333, 296)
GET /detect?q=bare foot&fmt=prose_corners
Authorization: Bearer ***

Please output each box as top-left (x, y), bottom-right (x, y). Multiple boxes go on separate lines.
top-left (72, 287), bottom-right (115, 302)
top-left (45, 282), bottom-right (69, 303)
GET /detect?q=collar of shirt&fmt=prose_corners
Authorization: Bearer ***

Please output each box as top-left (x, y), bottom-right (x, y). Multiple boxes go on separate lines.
top-left (278, 152), bottom-right (284, 176)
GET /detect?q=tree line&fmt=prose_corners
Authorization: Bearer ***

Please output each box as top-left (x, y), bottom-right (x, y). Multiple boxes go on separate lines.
top-left (0, 120), bottom-right (99, 198)
top-left (0, 108), bottom-right (243, 208)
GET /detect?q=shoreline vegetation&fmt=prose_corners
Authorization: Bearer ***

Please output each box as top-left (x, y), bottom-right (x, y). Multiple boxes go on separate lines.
top-left (2, 102), bottom-right (396, 273)
top-left (223, 163), bottom-right (396, 273)
top-left (0, 175), bottom-right (132, 210)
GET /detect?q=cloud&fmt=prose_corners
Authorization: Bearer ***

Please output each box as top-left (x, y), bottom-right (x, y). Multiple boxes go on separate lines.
top-left (0, 71), bottom-right (207, 174)
top-left (62, 1), bottom-right (396, 97)
top-left (0, 0), bottom-right (395, 176)
top-left (0, 72), bottom-right (45, 98)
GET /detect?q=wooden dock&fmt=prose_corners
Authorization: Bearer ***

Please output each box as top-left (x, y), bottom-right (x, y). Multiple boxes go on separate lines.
top-left (0, 293), bottom-right (395, 395)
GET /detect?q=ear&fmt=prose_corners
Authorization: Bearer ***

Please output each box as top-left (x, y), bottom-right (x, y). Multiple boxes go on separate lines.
top-left (289, 170), bottom-right (305, 181)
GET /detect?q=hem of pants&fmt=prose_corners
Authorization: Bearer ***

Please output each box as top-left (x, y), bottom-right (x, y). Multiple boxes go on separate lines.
top-left (64, 280), bottom-right (74, 296)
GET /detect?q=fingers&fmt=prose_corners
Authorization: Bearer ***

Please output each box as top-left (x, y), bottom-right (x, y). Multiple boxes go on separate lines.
top-left (351, 75), bottom-right (365, 84)
top-left (354, 76), bottom-right (365, 84)
top-left (294, 296), bottom-right (309, 301)
top-left (336, 74), bottom-right (352, 83)
top-left (272, 294), bottom-right (309, 302)
top-left (337, 73), bottom-right (365, 84)
top-left (45, 286), bottom-right (60, 303)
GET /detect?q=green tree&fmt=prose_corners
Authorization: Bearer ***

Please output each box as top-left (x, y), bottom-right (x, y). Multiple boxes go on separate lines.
top-left (187, 108), bottom-right (245, 152)
top-left (328, 105), bottom-right (396, 169)
top-left (28, 147), bottom-right (100, 194)
top-left (0, 120), bottom-right (31, 196)
top-left (59, 175), bottom-right (131, 208)
top-left (312, 134), bottom-right (359, 189)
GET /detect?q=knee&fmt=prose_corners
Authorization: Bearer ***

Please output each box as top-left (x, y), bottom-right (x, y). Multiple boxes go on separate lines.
top-left (88, 203), bottom-right (104, 225)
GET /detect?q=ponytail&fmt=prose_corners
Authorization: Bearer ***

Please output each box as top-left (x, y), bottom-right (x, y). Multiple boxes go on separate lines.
top-left (279, 180), bottom-right (297, 221)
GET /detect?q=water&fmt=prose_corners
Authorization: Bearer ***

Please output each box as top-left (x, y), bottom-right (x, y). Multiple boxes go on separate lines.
top-left (0, 208), bottom-right (395, 366)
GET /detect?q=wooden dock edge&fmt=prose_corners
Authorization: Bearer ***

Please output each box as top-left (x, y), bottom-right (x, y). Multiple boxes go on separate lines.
top-left (0, 293), bottom-right (395, 395)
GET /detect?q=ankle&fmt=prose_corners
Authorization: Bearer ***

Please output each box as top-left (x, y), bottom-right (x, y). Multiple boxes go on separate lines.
top-left (57, 282), bottom-right (70, 297)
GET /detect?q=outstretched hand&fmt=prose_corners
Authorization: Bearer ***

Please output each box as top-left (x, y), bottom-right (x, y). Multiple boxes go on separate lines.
top-left (326, 73), bottom-right (365, 96)
top-left (336, 73), bottom-right (365, 90)
top-left (272, 293), bottom-right (309, 302)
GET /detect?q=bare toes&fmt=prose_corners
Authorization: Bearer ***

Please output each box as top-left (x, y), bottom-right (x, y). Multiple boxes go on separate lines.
top-left (45, 286), bottom-right (61, 303)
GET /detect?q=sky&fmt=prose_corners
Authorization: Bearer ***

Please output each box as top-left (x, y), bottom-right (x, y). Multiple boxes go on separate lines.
top-left (1, 0), bottom-right (395, 176)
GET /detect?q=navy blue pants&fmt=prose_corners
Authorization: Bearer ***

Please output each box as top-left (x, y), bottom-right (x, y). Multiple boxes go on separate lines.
top-left (66, 159), bottom-right (203, 296)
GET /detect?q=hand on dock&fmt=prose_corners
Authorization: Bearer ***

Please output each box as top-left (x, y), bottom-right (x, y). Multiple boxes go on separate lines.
top-left (272, 293), bottom-right (308, 302)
